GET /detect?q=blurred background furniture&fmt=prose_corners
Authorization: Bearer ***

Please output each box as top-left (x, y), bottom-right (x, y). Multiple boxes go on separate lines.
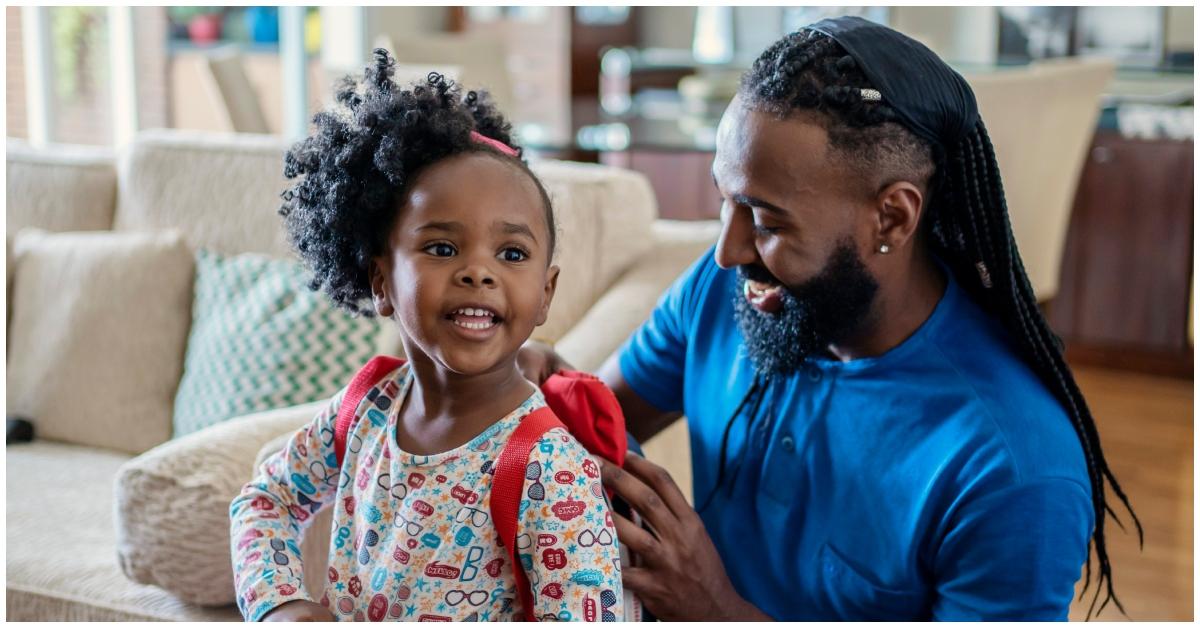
top-left (1048, 120), bottom-right (1194, 377)
top-left (202, 46), bottom-right (270, 134)
top-left (374, 32), bottom-right (515, 116)
top-left (968, 57), bottom-right (1116, 302)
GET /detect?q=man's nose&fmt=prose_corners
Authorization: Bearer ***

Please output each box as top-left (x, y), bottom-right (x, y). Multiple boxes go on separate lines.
top-left (714, 204), bottom-right (757, 269)
top-left (453, 262), bottom-right (496, 287)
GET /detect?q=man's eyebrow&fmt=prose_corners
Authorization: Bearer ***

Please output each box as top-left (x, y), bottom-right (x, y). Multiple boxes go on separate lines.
top-left (497, 220), bottom-right (537, 243)
top-left (732, 194), bottom-right (789, 215)
top-left (415, 221), bottom-right (464, 233)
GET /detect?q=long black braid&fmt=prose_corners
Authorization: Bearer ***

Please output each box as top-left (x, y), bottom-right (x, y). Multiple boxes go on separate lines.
top-left (696, 374), bottom-right (769, 514)
top-left (739, 29), bottom-right (1141, 619)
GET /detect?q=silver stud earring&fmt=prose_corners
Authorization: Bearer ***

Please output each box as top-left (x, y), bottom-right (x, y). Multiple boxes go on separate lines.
top-left (878, 244), bottom-right (890, 254)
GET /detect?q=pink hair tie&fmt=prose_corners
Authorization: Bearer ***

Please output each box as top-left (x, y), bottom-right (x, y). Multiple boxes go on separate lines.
top-left (470, 130), bottom-right (519, 157)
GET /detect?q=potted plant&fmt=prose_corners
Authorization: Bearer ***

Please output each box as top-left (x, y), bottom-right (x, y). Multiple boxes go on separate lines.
top-left (167, 7), bottom-right (224, 44)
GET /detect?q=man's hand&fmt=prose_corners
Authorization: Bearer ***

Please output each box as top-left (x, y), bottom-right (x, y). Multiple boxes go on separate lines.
top-left (602, 452), bottom-right (772, 621)
top-left (517, 340), bottom-right (575, 385)
top-left (261, 599), bottom-right (335, 622)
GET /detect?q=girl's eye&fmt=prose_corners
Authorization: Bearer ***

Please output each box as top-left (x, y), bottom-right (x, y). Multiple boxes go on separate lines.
top-left (425, 243), bottom-right (456, 257)
top-left (500, 247), bottom-right (528, 263)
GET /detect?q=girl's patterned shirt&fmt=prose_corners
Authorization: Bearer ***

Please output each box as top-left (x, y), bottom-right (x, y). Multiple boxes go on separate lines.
top-left (230, 364), bottom-right (624, 621)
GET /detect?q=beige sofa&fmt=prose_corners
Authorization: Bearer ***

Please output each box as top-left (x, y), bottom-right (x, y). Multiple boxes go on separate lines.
top-left (5, 130), bottom-right (716, 621)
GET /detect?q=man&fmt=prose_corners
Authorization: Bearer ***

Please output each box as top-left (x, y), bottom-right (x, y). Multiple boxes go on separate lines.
top-left (521, 17), bottom-right (1138, 621)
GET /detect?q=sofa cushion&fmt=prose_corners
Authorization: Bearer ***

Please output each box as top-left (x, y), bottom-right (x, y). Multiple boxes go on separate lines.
top-left (555, 220), bottom-right (720, 374)
top-left (115, 401), bottom-right (322, 607)
top-left (114, 129), bottom-right (293, 257)
top-left (6, 441), bottom-right (241, 621)
top-left (6, 140), bottom-right (117, 234)
top-left (7, 229), bottom-right (194, 455)
top-left (172, 250), bottom-right (383, 437)
top-left (529, 160), bottom-right (658, 342)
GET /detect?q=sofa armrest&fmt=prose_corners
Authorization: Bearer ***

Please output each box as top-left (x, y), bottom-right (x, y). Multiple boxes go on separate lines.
top-left (114, 401), bottom-right (323, 606)
top-left (556, 220), bottom-right (720, 372)
top-left (555, 220), bottom-right (716, 504)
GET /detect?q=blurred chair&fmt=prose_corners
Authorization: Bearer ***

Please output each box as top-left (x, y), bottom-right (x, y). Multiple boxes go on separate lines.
top-left (202, 46), bottom-right (271, 134)
top-left (373, 33), bottom-right (515, 115)
top-left (967, 57), bottom-right (1116, 302)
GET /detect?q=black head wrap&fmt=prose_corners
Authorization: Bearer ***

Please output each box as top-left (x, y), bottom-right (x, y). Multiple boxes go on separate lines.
top-left (808, 16), bottom-right (979, 153)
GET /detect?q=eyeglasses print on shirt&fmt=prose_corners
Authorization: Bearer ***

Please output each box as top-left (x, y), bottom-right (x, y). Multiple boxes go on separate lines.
top-left (445, 590), bottom-right (489, 607)
top-left (376, 472), bottom-right (409, 501)
top-left (394, 511), bottom-right (423, 537)
top-left (269, 538), bottom-right (289, 566)
top-left (577, 527), bottom-right (614, 548)
top-left (601, 589), bottom-right (618, 622)
top-left (358, 529), bottom-right (380, 565)
top-left (526, 461), bottom-right (545, 500)
top-left (456, 506), bottom-right (489, 528)
top-left (309, 459), bottom-right (337, 487)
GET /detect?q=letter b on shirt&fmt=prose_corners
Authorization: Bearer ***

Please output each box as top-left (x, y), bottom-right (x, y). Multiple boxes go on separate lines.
top-left (460, 546), bottom-right (484, 582)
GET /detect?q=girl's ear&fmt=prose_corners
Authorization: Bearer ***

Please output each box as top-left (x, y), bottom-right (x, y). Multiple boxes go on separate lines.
top-left (534, 264), bottom-right (560, 327)
top-left (369, 258), bottom-right (395, 318)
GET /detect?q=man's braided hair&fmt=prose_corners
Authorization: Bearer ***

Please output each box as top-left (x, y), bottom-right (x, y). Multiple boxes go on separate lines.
top-left (740, 29), bottom-right (1140, 618)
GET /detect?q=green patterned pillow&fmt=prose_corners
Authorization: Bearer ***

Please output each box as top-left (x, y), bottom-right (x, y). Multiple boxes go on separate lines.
top-left (172, 250), bottom-right (383, 437)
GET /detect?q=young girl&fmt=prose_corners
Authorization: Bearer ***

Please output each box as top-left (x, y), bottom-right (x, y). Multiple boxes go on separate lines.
top-left (230, 50), bottom-right (623, 622)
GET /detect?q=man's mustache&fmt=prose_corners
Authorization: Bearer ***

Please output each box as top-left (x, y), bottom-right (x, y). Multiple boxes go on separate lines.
top-left (737, 264), bottom-right (781, 286)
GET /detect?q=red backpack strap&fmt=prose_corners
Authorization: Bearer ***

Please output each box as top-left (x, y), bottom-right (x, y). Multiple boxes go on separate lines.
top-left (334, 356), bottom-right (406, 467)
top-left (491, 406), bottom-right (564, 622)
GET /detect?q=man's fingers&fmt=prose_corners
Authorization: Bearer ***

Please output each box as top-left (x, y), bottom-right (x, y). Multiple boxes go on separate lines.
top-left (601, 459), bottom-right (679, 540)
top-left (620, 565), bottom-right (662, 598)
top-left (611, 510), bottom-right (662, 564)
top-left (621, 450), bottom-right (694, 521)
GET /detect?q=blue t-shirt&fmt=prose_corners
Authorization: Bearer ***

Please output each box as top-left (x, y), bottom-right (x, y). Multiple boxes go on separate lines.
top-left (618, 248), bottom-right (1093, 620)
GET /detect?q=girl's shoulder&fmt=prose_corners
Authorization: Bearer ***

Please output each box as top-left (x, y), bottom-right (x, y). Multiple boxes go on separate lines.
top-left (526, 426), bottom-right (603, 479)
top-left (345, 360), bottom-right (411, 416)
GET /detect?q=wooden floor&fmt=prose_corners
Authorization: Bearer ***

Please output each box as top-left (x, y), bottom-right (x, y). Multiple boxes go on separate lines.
top-left (1066, 366), bottom-right (1193, 621)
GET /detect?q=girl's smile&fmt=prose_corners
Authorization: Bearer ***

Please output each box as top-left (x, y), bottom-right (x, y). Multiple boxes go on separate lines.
top-left (445, 303), bottom-right (502, 337)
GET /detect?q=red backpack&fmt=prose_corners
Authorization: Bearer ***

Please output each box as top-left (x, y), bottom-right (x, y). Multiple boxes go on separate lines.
top-left (332, 356), bottom-right (631, 621)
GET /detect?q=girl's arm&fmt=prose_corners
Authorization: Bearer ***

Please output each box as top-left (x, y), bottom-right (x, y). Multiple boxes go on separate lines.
top-left (517, 429), bottom-right (624, 621)
top-left (228, 389), bottom-right (346, 621)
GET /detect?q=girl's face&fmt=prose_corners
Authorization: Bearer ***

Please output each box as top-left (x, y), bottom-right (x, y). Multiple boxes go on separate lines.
top-left (370, 153), bottom-right (558, 376)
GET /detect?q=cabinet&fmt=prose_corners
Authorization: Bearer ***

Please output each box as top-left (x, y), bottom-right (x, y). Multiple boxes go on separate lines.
top-left (1048, 131), bottom-right (1194, 376)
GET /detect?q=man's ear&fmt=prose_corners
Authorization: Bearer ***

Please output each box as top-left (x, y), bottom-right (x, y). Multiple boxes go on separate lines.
top-left (535, 264), bottom-right (560, 327)
top-left (368, 259), bottom-right (395, 318)
top-left (874, 181), bottom-right (925, 252)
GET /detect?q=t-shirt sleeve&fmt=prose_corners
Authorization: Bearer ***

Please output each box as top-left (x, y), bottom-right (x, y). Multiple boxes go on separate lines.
top-left (931, 478), bottom-right (1094, 620)
top-left (516, 429), bottom-right (624, 622)
top-left (617, 247), bottom-right (718, 413)
top-left (228, 387), bottom-right (346, 621)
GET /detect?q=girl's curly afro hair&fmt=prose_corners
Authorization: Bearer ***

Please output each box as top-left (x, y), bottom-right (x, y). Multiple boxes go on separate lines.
top-left (279, 48), bottom-right (555, 316)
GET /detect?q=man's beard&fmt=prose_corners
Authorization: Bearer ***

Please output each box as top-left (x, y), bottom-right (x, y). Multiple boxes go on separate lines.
top-left (733, 240), bottom-right (880, 376)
